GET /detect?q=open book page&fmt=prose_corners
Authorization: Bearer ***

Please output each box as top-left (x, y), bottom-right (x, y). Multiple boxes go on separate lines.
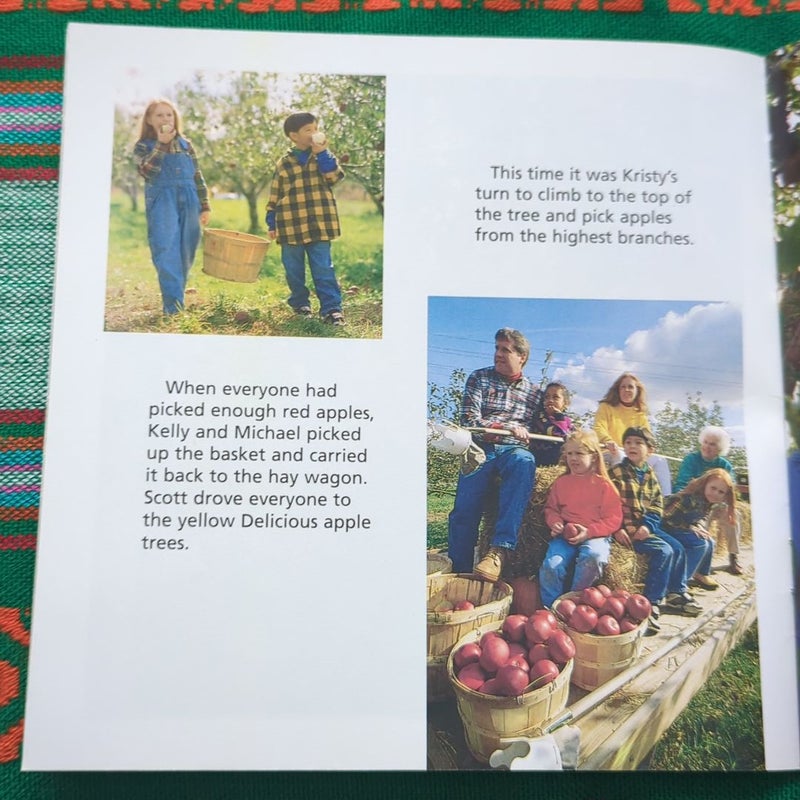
top-left (22, 23), bottom-right (797, 770)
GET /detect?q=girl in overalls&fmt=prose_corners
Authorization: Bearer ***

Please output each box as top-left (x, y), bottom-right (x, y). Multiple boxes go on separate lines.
top-left (134, 99), bottom-right (211, 314)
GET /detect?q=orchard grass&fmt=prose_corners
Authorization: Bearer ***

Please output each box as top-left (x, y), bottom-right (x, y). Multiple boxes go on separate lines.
top-left (642, 623), bottom-right (765, 771)
top-left (105, 192), bottom-right (383, 338)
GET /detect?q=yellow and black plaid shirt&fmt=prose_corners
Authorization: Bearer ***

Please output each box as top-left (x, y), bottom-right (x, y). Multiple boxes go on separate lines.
top-left (266, 149), bottom-right (344, 245)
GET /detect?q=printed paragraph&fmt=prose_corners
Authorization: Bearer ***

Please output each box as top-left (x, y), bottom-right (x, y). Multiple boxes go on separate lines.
top-left (473, 165), bottom-right (696, 247)
top-left (139, 379), bottom-right (375, 551)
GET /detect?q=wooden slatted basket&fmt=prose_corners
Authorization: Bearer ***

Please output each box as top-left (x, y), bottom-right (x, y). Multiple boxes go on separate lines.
top-left (552, 591), bottom-right (646, 690)
top-left (427, 574), bottom-right (512, 703)
top-left (202, 228), bottom-right (270, 283)
top-left (446, 621), bottom-right (573, 763)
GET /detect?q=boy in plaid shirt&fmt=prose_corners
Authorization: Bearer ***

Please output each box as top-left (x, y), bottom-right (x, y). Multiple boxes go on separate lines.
top-left (266, 113), bottom-right (345, 325)
top-left (609, 426), bottom-right (702, 631)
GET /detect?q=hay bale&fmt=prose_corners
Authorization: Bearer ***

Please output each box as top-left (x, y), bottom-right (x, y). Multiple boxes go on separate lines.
top-left (477, 466), bottom-right (563, 580)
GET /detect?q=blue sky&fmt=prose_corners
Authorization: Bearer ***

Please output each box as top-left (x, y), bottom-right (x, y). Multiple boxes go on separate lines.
top-left (428, 296), bottom-right (744, 447)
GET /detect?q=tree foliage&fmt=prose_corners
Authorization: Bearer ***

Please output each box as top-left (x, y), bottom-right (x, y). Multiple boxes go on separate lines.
top-left (112, 107), bottom-right (141, 212)
top-left (767, 47), bottom-right (800, 446)
top-left (166, 71), bottom-right (386, 234)
top-left (294, 74), bottom-right (386, 215)
top-left (175, 72), bottom-right (286, 234)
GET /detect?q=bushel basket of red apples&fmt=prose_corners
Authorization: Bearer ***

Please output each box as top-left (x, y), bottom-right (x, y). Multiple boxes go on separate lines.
top-left (446, 614), bottom-right (573, 763)
top-left (552, 585), bottom-right (649, 691)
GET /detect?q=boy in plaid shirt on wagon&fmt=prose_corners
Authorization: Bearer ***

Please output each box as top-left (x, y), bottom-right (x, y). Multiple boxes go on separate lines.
top-left (608, 426), bottom-right (702, 632)
top-left (266, 112), bottom-right (346, 326)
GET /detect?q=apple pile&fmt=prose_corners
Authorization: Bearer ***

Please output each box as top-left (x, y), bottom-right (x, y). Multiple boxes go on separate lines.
top-left (555, 585), bottom-right (650, 637)
top-left (451, 610), bottom-right (574, 697)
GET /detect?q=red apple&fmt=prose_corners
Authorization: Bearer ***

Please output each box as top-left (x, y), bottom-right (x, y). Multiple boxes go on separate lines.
top-left (570, 604), bottom-right (599, 633)
top-left (594, 615), bottom-right (621, 636)
top-left (502, 614), bottom-right (529, 643)
top-left (599, 596), bottom-right (626, 621)
top-left (495, 664), bottom-right (531, 696)
top-left (580, 586), bottom-right (606, 610)
top-left (506, 653), bottom-right (530, 672)
top-left (611, 589), bottom-right (631, 602)
top-left (479, 634), bottom-right (510, 673)
top-left (555, 598), bottom-right (576, 624)
top-left (453, 642), bottom-right (482, 671)
top-left (457, 662), bottom-right (488, 690)
top-left (547, 629), bottom-right (576, 665)
top-left (529, 659), bottom-right (560, 688)
top-left (479, 677), bottom-right (504, 695)
top-left (508, 642), bottom-right (528, 659)
top-left (509, 577), bottom-right (541, 616)
top-left (618, 617), bottom-right (640, 633)
top-left (453, 600), bottom-right (475, 611)
top-left (625, 594), bottom-right (652, 622)
top-left (596, 584), bottom-right (612, 597)
top-left (524, 613), bottom-right (556, 644)
top-left (527, 642), bottom-right (552, 664)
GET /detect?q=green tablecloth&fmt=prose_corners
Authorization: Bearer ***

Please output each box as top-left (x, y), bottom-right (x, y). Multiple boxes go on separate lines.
top-left (2, 3), bottom-right (800, 797)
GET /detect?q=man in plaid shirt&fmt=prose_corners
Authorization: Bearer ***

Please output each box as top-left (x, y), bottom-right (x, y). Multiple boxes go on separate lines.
top-left (448, 328), bottom-right (540, 582)
top-left (266, 112), bottom-right (346, 325)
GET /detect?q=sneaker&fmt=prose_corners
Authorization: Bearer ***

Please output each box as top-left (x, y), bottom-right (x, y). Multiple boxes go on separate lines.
top-left (474, 547), bottom-right (506, 582)
top-left (664, 592), bottom-right (703, 616)
top-left (729, 554), bottom-right (744, 576)
top-left (645, 605), bottom-right (661, 635)
top-left (294, 306), bottom-right (312, 317)
top-left (690, 573), bottom-right (719, 590)
top-left (322, 310), bottom-right (345, 326)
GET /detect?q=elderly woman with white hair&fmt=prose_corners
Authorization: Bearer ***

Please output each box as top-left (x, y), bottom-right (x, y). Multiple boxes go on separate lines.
top-left (672, 426), bottom-right (743, 576)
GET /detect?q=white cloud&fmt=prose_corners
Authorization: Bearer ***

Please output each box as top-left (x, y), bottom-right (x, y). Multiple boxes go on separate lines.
top-left (553, 303), bottom-right (743, 432)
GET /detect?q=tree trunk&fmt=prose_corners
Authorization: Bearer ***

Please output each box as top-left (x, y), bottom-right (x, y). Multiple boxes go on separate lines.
top-left (246, 191), bottom-right (260, 234)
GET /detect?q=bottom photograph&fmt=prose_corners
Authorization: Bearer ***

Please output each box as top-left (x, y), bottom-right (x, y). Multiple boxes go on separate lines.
top-left (426, 295), bottom-right (759, 771)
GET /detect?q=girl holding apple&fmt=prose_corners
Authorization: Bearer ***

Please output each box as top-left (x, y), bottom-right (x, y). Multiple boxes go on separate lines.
top-left (538, 430), bottom-right (623, 608)
top-left (134, 98), bottom-right (211, 315)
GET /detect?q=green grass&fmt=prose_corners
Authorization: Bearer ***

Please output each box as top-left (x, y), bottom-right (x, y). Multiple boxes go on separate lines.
top-left (105, 192), bottom-right (383, 338)
top-left (643, 623), bottom-right (765, 771)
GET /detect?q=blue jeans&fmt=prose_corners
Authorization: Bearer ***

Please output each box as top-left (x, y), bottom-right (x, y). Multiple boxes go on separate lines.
top-left (668, 529), bottom-right (714, 577)
top-left (539, 535), bottom-right (611, 608)
top-left (632, 527), bottom-right (689, 603)
top-left (145, 152), bottom-right (201, 315)
top-left (281, 241), bottom-right (342, 316)
top-left (447, 444), bottom-right (536, 573)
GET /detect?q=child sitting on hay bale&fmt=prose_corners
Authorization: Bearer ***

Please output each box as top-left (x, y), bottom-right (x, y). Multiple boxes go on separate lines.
top-left (538, 431), bottom-right (623, 607)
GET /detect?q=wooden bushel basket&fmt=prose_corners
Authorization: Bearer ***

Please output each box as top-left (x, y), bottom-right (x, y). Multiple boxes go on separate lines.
top-left (426, 574), bottom-right (512, 703)
top-left (552, 591), bottom-right (646, 691)
top-left (446, 621), bottom-right (573, 763)
top-left (202, 228), bottom-right (269, 283)
top-left (426, 551), bottom-right (453, 581)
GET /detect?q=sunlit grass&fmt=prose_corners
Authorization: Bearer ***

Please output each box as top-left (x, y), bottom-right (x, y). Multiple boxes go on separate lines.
top-left (105, 191), bottom-right (383, 338)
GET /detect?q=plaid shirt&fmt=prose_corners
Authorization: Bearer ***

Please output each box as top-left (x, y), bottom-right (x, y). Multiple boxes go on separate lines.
top-left (608, 458), bottom-right (663, 533)
top-left (133, 137), bottom-right (210, 212)
top-left (267, 149), bottom-right (344, 245)
top-left (661, 492), bottom-right (710, 533)
top-left (460, 367), bottom-right (540, 446)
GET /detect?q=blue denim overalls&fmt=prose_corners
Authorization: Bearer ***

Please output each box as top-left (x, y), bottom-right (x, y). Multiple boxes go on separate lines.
top-left (144, 138), bottom-right (201, 314)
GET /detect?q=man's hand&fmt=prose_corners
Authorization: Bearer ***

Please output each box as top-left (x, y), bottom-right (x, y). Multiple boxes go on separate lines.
top-left (509, 424), bottom-right (530, 443)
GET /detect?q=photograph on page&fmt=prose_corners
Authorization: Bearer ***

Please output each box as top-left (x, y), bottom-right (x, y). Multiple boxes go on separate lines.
top-left (426, 296), bottom-right (760, 770)
top-left (768, 43), bottom-right (800, 678)
top-left (107, 67), bottom-right (385, 337)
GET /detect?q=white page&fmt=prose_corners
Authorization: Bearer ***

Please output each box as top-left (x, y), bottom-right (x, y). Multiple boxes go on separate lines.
top-left (23, 23), bottom-right (798, 770)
